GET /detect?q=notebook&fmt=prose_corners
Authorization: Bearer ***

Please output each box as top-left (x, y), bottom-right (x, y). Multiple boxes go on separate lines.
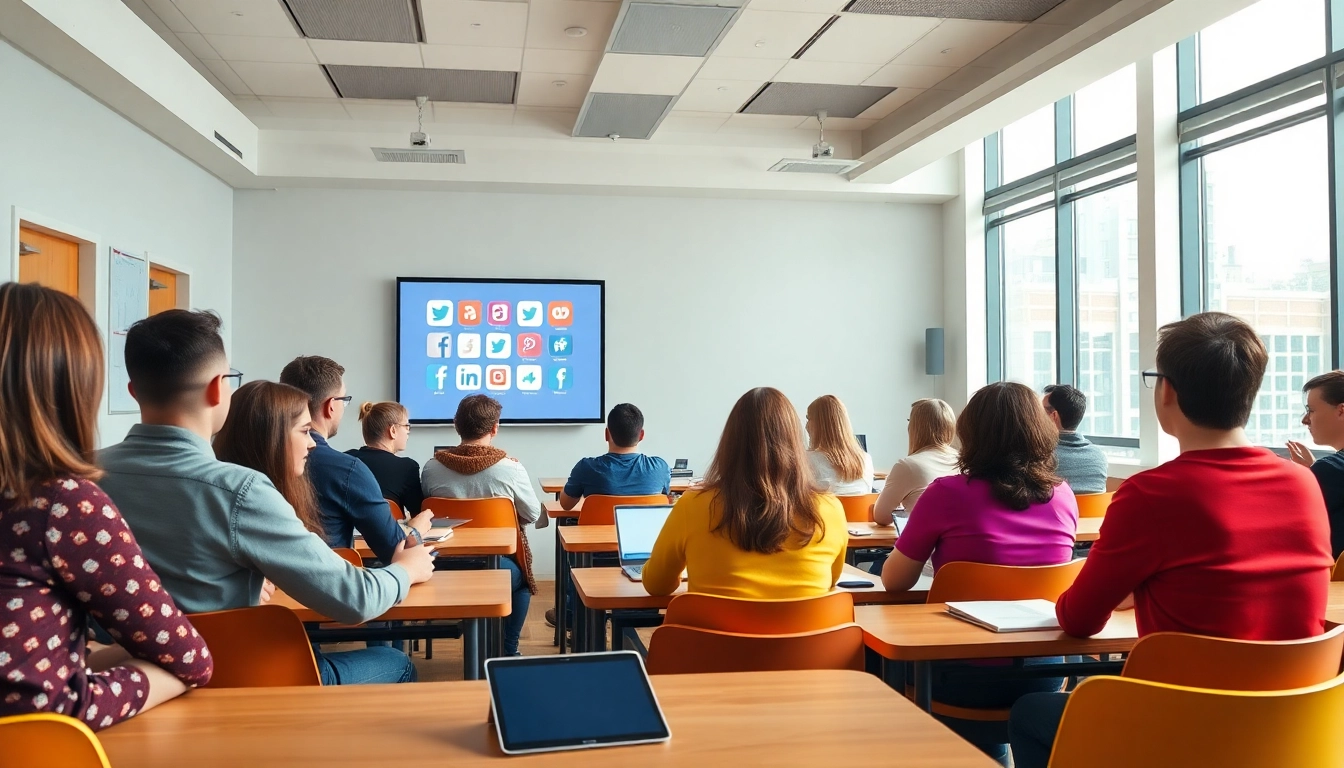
top-left (945, 599), bottom-right (1061, 632)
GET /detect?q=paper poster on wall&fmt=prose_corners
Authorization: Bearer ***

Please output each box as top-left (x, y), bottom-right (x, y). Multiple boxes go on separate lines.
top-left (109, 247), bottom-right (149, 414)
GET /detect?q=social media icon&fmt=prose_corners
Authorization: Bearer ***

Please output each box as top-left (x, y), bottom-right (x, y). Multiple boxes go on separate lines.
top-left (457, 333), bottom-right (481, 359)
top-left (426, 300), bottom-right (453, 326)
top-left (517, 365), bottom-right (542, 391)
top-left (548, 301), bottom-right (573, 325)
top-left (458, 300), bottom-right (482, 326)
top-left (516, 301), bottom-right (543, 327)
top-left (426, 365), bottom-right (450, 391)
top-left (487, 302), bottom-right (511, 325)
top-left (549, 335), bottom-right (572, 357)
top-left (549, 366), bottom-right (571, 391)
top-left (455, 364), bottom-right (482, 391)
top-left (486, 332), bottom-right (511, 359)
top-left (426, 333), bottom-right (451, 358)
top-left (486, 365), bottom-right (511, 391)
top-left (517, 333), bottom-right (542, 358)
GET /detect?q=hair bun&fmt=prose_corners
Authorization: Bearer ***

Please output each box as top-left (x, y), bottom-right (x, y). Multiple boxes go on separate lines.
top-left (358, 401), bottom-right (374, 420)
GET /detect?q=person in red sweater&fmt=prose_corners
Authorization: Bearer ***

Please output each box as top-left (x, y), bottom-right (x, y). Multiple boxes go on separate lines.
top-left (1008, 311), bottom-right (1333, 768)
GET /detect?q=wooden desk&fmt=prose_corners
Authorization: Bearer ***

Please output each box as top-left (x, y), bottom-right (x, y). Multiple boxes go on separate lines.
top-left (270, 570), bottom-right (511, 680)
top-left (561, 523), bottom-right (899, 555)
top-left (99, 670), bottom-right (997, 768)
top-left (1326, 580), bottom-right (1344, 624)
top-left (352, 527), bottom-right (517, 561)
top-left (1076, 516), bottom-right (1102, 542)
top-left (540, 477), bottom-right (696, 495)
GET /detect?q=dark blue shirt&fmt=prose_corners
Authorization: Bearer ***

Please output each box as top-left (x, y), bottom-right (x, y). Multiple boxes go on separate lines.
top-left (1311, 450), bottom-right (1344, 558)
top-left (308, 432), bottom-right (406, 563)
top-left (563, 452), bottom-right (671, 499)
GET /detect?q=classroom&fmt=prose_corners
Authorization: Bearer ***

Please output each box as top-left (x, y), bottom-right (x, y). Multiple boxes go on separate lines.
top-left (4, 0), bottom-right (1344, 765)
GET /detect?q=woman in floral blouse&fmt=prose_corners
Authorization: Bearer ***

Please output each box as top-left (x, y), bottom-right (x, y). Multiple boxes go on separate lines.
top-left (0, 282), bottom-right (212, 729)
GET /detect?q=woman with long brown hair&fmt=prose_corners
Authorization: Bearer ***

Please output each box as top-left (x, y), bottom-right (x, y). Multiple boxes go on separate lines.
top-left (805, 394), bottom-right (874, 496)
top-left (0, 282), bottom-right (211, 727)
top-left (642, 387), bottom-right (848, 598)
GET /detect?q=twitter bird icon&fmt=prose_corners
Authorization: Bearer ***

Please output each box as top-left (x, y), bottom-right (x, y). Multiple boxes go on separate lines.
top-left (426, 300), bottom-right (454, 326)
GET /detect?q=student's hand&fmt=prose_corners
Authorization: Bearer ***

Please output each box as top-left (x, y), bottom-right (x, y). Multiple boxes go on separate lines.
top-left (1287, 441), bottom-right (1317, 468)
top-left (259, 579), bottom-right (276, 604)
top-left (390, 538), bottom-right (436, 584)
top-left (409, 510), bottom-right (435, 536)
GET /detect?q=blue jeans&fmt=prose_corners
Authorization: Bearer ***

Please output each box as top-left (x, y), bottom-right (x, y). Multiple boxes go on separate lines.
top-left (932, 658), bottom-right (1066, 766)
top-left (315, 646), bottom-right (417, 685)
top-left (1008, 691), bottom-right (1070, 768)
top-left (501, 556), bottom-right (530, 655)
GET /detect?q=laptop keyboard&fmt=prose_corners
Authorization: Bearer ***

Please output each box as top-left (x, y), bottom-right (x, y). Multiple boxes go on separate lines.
top-left (624, 564), bottom-right (643, 578)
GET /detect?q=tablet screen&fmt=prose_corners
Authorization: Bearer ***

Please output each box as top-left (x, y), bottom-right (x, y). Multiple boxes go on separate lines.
top-left (487, 653), bottom-right (670, 754)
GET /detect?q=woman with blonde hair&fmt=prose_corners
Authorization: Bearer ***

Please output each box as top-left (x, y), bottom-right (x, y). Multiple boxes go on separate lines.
top-left (804, 394), bottom-right (874, 496)
top-left (642, 387), bottom-right (848, 598)
top-left (873, 398), bottom-right (960, 525)
top-left (347, 401), bottom-right (422, 518)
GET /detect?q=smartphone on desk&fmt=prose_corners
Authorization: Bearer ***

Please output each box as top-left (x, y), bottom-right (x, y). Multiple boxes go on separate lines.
top-left (837, 580), bottom-right (875, 589)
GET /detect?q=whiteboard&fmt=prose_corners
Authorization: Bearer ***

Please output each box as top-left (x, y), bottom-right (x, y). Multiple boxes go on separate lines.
top-left (109, 247), bottom-right (149, 414)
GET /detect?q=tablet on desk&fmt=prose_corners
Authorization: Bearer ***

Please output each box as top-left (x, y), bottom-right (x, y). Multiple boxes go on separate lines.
top-left (485, 652), bottom-right (671, 755)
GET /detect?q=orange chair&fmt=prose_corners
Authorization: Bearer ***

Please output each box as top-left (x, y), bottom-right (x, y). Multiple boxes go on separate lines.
top-left (1075, 492), bottom-right (1114, 519)
top-left (662, 592), bottom-right (855, 634)
top-left (387, 498), bottom-right (406, 521)
top-left (422, 496), bottom-right (518, 528)
top-left (926, 559), bottom-right (1085, 604)
top-left (332, 547), bottom-right (363, 567)
top-left (0, 713), bottom-right (111, 768)
top-left (644, 624), bottom-right (866, 675)
top-left (188, 605), bottom-right (322, 688)
top-left (1333, 550), bottom-right (1344, 581)
top-left (837, 493), bottom-right (879, 523)
top-left (577, 494), bottom-right (670, 526)
top-left (1121, 624), bottom-right (1344, 690)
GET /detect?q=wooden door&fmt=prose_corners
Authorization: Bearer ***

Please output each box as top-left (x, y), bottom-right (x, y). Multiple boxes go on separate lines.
top-left (18, 227), bottom-right (79, 297)
top-left (149, 267), bottom-right (178, 315)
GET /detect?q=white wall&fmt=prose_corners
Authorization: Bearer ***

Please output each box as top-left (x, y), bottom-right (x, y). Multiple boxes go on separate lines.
top-left (233, 187), bottom-right (945, 576)
top-left (0, 39), bottom-right (234, 444)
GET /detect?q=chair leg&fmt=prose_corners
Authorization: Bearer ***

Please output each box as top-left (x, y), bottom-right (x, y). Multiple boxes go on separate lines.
top-left (426, 638), bottom-right (433, 659)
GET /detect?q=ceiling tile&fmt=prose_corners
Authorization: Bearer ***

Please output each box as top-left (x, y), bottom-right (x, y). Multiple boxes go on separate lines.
top-left (143, 0), bottom-right (196, 33)
top-left (431, 102), bottom-right (516, 124)
top-left (308, 40), bottom-right (423, 68)
top-left (341, 98), bottom-right (425, 121)
top-left (522, 48), bottom-right (603, 75)
top-left (863, 62), bottom-right (956, 88)
top-left (892, 18), bottom-right (1023, 67)
top-left (421, 45), bottom-right (523, 71)
top-left (747, 0), bottom-right (849, 13)
top-left (525, 0), bottom-right (621, 51)
top-left (844, 0), bottom-right (1062, 23)
top-left (230, 96), bottom-right (271, 118)
top-left (675, 78), bottom-right (765, 112)
top-left (773, 59), bottom-right (882, 85)
top-left (697, 56), bottom-right (785, 81)
top-left (589, 54), bottom-right (703, 95)
top-left (794, 114), bottom-right (874, 130)
top-left (259, 97), bottom-right (351, 119)
top-left (717, 113), bottom-right (809, 133)
top-left (203, 35), bottom-right (316, 63)
top-left (188, 58), bottom-right (230, 94)
top-left (201, 59), bottom-right (252, 95)
top-left (229, 61), bottom-right (335, 98)
top-left (658, 111), bottom-right (731, 133)
top-left (171, 0), bottom-right (300, 37)
top-left (800, 14), bottom-right (938, 64)
top-left (713, 10), bottom-right (833, 59)
top-left (175, 32), bottom-right (219, 60)
top-left (421, 0), bottom-right (529, 47)
top-left (514, 106), bottom-right (580, 131)
top-left (856, 85), bottom-right (923, 118)
top-left (516, 72), bottom-right (594, 107)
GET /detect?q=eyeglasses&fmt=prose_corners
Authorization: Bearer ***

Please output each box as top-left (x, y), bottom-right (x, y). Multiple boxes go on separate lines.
top-left (1141, 370), bottom-right (1168, 390)
top-left (222, 369), bottom-right (243, 387)
top-left (331, 395), bottom-right (353, 405)
top-left (396, 423), bottom-right (412, 431)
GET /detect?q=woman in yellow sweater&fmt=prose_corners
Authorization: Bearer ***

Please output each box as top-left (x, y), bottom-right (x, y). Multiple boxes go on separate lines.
top-left (642, 387), bottom-right (849, 598)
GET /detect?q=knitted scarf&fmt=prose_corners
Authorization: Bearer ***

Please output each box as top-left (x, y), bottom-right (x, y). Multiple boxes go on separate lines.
top-left (433, 445), bottom-right (538, 595)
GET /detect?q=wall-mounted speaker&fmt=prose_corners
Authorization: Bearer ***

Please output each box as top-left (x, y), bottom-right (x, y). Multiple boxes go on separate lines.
top-left (926, 328), bottom-right (944, 376)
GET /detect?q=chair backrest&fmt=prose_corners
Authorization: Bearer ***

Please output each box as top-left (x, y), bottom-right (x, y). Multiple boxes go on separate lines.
top-left (188, 605), bottom-right (322, 688)
top-left (926, 559), bottom-right (1085, 604)
top-left (422, 496), bottom-right (518, 528)
top-left (0, 713), bottom-right (111, 768)
top-left (837, 493), bottom-right (879, 523)
top-left (577, 494), bottom-right (670, 526)
top-left (1074, 492), bottom-right (1114, 519)
top-left (663, 592), bottom-right (855, 634)
top-left (332, 547), bottom-right (363, 567)
top-left (644, 624), bottom-right (866, 675)
top-left (1121, 625), bottom-right (1344, 690)
top-left (1333, 550), bottom-right (1344, 581)
top-left (1047, 672), bottom-right (1344, 767)
top-left (386, 498), bottom-right (406, 521)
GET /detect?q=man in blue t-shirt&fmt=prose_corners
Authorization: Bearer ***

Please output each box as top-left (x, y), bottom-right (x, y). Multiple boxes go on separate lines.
top-left (559, 403), bottom-right (672, 509)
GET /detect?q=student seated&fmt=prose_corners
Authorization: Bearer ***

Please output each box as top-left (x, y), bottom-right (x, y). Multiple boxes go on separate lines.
top-left (881, 381), bottom-right (1078, 765)
top-left (347, 401), bottom-right (422, 520)
top-left (804, 395), bottom-right (874, 496)
top-left (422, 395), bottom-right (543, 656)
top-left (0, 284), bottom-right (211, 727)
top-left (643, 387), bottom-right (848, 599)
top-left (1041, 384), bottom-right (1108, 494)
top-left (558, 402), bottom-right (671, 510)
top-left (98, 310), bottom-right (435, 686)
top-left (873, 398), bottom-right (959, 525)
top-left (1009, 312), bottom-right (1333, 768)
top-left (280, 357), bottom-right (434, 563)
top-left (1287, 370), bottom-right (1344, 558)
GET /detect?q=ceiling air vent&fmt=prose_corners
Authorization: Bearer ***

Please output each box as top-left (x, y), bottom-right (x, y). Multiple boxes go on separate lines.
top-left (371, 148), bottom-right (467, 164)
top-left (768, 158), bottom-right (862, 174)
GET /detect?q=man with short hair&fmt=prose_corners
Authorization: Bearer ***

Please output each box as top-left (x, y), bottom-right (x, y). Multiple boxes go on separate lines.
top-left (279, 356), bottom-right (433, 564)
top-left (99, 311), bottom-right (435, 686)
top-left (558, 403), bottom-right (671, 511)
top-left (1008, 312), bottom-right (1333, 767)
top-left (1042, 384), bottom-right (1108, 494)
top-left (1287, 370), bottom-right (1344, 558)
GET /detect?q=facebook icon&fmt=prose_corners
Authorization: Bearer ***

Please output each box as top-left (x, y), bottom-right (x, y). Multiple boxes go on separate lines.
top-left (426, 365), bottom-right (449, 391)
top-left (549, 335), bottom-right (572, 357)
top-left (548, 366), bottom-right (571, 392)
top-left (426, 333), bottom-right (451, 358)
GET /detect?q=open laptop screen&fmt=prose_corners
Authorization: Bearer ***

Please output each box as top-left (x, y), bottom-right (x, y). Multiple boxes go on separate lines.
top-left (615, 505), bottom-right (674, 562)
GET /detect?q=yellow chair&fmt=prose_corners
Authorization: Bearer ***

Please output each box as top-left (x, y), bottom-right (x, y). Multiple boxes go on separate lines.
top-left (188, 605), bottom-right (322, 688)
top-left (577, 494), bottom-right (670, 526)
top-left (645, 624), bottom-right (866, 675)
top-left (0, 713), bottom-right (111, 767)
top-left (332, 547), bottom-right (363, 567)
top-left (1074, 492), bottom-right (1114, 519)
top-left (1332, 550), bottom-right (1344, 581)
top-left (926, 560), bottom-right (1085, 604)
top-left (1121, 625), bottom-right (1344, 690)
top-left (662, 592), bottom-right (855, 635)
top-left (837, 493), bottom-right (879, 523)
top-left (1047, 671), bottom-right (1344, 767)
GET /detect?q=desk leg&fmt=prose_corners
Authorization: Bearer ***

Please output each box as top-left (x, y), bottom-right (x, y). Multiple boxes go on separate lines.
top-left (913, 661), bottom-right (932, 712)
top-left (462, 618), bottom-right (481, 680)
top-left (573, 552), bottom-right (593, 653)
top-left (556, 537), bottom-right (569, 653)
top-left (589, 606), bottom-right (606, 653)
top-left (491, 617), bottom-right (503, 660)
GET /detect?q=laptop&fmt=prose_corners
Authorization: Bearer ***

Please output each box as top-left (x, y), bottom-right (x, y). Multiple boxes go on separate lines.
top-left (614, 504), bottom-right (674, 582)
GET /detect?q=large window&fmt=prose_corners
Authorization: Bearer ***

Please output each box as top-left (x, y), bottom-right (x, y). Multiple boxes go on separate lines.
top-left (1197, 0), bottom-right (1325, 104)
top-left (1001, 211), bottom-right (1057, 388)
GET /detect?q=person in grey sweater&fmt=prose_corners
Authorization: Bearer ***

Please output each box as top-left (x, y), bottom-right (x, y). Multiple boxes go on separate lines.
top-left (1042, 384), bottom-right (1109, 495)
top-left (97, 310), bottom-right (436, 685)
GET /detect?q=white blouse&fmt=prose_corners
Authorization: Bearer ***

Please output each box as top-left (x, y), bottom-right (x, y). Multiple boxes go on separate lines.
top-left (806, 450), bottom-right (875, 496)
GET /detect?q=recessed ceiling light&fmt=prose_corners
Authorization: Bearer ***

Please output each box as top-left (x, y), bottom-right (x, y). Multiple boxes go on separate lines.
top-left (565, 26), bottom-right (588, 38)
top-left (754, 40), bottom-right (766, 48)
top-left (553, 80), bottom-right (568, 87)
